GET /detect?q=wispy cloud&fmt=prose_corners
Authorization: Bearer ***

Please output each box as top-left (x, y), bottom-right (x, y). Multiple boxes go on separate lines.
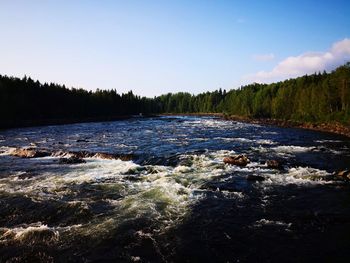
top-left (245, 38), bottom-right (350, 83)
top-left (252, 53), bottom-right (275, 62)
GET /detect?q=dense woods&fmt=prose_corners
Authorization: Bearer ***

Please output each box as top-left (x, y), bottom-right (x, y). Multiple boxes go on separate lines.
top-left (157, 63), bottom-right (350, 123)
top-left (0, 63), bottom-right (349, 128)
top-left (0, 76), bottom-right (157, 127)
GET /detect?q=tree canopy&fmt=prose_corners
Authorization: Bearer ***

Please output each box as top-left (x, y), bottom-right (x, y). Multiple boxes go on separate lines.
top-left (154, 63), bottom-right (350, 123)
top-left (1, 63), bottom-right (349, 128)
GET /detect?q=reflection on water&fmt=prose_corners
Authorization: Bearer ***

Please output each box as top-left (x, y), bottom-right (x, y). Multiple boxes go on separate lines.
top-left (0, 116), bottom-right (350, 262)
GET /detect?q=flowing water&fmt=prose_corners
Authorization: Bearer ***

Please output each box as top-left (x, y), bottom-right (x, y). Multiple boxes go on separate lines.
top-left (0, 116), bottom-right (350, 262)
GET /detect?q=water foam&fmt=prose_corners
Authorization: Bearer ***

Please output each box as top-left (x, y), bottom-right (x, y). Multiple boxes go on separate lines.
top-left (254, 219), bottom-right (292, 228)
top-left (0, 146), bottom-right (17, 156)
top-left (0, 150), bottom-right (241, 238)
top-left (272, 145), bottom-right (316, 154)
top-left (263, 167), bottom-right (334, 186)
top-left (0, 223), bottom-right (82, 244)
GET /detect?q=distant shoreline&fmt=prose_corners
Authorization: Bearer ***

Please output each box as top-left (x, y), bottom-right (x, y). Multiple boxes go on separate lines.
top-left (161, 113), bottom-right (350, 138)
top-left (226, 115), bottom-right (350, 138)
top-left (2, 113), bottom-right (350, 138)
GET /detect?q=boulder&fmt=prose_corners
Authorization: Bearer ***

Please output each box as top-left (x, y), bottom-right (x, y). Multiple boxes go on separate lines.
top-left (59, 156), bottom-right (86, 164)
top-left (223, 155), bottom-right (250, 167)
top-left (266, 160), bottom-right (283, 169)
top-left (335, 170), bottom-right (350, 181)
top-left (246, 175), bottom-right (265, 181)
top-left (11, 148), bottom-right (50, 158)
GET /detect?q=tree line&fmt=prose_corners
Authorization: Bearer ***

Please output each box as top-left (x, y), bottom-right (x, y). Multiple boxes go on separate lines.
top-left (0, 76), bottom-right (157, 127)
top-left (0, 63), bottom-right (349, 128)
top-left (155, 63), bottom-right (350, 123)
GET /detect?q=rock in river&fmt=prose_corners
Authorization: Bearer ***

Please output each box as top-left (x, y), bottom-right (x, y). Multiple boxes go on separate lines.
top-left (335, 170), bottom-right (350, 181)
top-left (92, 152), bottom-right (134, 161)
top-left (11, 148), bottom-right (50, 158)
top-left (59, 156), bottom-right (86, 164)
top-left (246, 175), bottom-right (265, 181)
top-left (64, 151), bottom-right (134, 161)
top-left (223, 155), bottom-right (250, 167)
top-left (266, 160), bottom-right (283, 170)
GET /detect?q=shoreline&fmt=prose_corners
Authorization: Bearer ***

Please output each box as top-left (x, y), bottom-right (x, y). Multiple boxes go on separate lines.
top-left (0, 114), bottom-right (161, 130)
top-left (1, 113), bottom-right (350, 138)
top-left (160, 113), bottom-right (350, 138)
top-left (226, 115), bottom-right (350, 138)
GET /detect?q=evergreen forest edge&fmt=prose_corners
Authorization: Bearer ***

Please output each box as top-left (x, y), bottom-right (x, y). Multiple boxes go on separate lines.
top-left (1, 63), bottom-right (349, 129)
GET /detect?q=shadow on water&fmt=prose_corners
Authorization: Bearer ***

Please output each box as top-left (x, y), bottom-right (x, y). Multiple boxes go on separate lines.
top-left (161, 182), bottom-right (350, 262)
top-left (3, 186), bottom-right (350, 262)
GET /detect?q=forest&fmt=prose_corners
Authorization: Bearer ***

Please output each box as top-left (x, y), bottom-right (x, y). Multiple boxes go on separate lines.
top-left (156, 63), bottom-right (350, 123)
top-left (0, 76), bottom-right (157, 128)
top-left (0, 63), bottom-right (349, 128)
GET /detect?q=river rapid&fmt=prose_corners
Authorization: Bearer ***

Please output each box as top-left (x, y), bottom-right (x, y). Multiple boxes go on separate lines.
top-left (0, 116), bottom-right (350, 262)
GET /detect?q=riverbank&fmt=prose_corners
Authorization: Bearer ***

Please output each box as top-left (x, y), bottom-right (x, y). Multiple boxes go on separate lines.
top-left (224, 115), bottom-right (350, 138)
top-left (161, 113), bottom-right (350, 138)
top-left (2, 113), bottom-right (350, 138)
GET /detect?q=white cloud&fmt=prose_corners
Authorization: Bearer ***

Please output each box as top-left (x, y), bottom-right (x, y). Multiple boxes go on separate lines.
top-left (252, 53), bottom-right (275, 61)
top-left (245, 38), bottom-right (350, 83)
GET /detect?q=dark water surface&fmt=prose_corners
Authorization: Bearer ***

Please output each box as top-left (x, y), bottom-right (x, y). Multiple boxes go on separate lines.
top-left (0, 116), bottom-right (350, 262)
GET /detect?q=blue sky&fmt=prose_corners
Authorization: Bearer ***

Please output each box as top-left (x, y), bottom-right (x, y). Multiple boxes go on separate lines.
top-left (0, 0), bottom-right (349, 97)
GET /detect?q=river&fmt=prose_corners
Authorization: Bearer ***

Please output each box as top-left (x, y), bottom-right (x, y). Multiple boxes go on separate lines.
top-left (0, 116), bottom-right (350, 262)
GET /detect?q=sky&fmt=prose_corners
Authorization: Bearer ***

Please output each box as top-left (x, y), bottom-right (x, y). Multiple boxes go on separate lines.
top-left (0, 0), bottom-right (349, 97)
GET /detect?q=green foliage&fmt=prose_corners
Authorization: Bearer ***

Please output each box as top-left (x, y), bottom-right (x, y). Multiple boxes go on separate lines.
top-left (1, 63), bottom-right (349, 127)
top-left (0, 76), bottom-right (156, 127)
top-left (153, 63), bottom-right (350, 124)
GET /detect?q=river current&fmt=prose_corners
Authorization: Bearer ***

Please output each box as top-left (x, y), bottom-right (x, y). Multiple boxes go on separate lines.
top-left (0, 116), bottom-right (350, 262)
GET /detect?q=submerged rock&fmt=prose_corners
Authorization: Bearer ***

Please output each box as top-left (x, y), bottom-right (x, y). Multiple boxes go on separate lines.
top-left (123, 175), bottom-right (143, 181)
top-left (76, 139), bottom-right (89, 143)
top-left (59, 156), bottom-right (86, 164)
top-left (62, 151), bottom-right (134, 161)
top-left (300, 174), bottom-right (334, 181)
top-left (92, 152), bottom-right (134, 161)
top-left (223, 155), bottom-right (250, 167)
top-left (17, 172), bottom-right (38, 180)
top-left (10, 147), bottom-right (134, 162)
top-left (11, 148), bottom-right (50, 158)
top-left (68, 151), bottom-right (91, 159)
top-left (266, 160), bottom-right (283, 170)
top-left (201, 182), bottom-right (239, 192)
top-left (246, 175), bottom-right (265, 181)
